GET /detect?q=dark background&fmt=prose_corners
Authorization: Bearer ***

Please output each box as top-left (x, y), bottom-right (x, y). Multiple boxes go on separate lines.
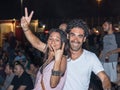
top-left (0, 0), bottom-right (120, 20)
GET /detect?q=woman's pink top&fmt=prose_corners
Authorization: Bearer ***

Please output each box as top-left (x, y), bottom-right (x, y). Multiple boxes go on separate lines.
top-left (33, 60), bottom-right (67, 90)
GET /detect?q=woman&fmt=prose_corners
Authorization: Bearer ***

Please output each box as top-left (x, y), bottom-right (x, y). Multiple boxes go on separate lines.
top-left (21, 8), bottom-right (70, 90)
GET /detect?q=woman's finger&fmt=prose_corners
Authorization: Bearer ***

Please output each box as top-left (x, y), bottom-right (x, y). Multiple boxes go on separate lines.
top-left (48, 44), bottom-right (54, 52)
top-left (51, 44), bottom-right (56, 53)
top-left (25, 7), bottom-right (28, 17)
top-left (29, 11), bottom-right (34, 20)
top-left (61, 43), bottom-right (65, 51)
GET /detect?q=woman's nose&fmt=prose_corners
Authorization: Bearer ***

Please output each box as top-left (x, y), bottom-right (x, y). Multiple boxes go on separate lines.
top-left (51, 40), bottom-right (55, 44)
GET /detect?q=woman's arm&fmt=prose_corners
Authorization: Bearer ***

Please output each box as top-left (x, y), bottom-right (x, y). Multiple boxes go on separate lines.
top-left (21, 7), bottom-right (46, 52)
top-left (50, 43), bottom-right (67, 88)
top-left (50, 56), bottom-right (67, 88)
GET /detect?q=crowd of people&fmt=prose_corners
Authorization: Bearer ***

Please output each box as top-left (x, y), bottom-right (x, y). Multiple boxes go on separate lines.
top-left (0, 7), bottom-right (120, 90)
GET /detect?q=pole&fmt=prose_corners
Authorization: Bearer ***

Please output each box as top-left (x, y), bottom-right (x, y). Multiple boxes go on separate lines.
top-left (20, 0), bottom-right (23, 16)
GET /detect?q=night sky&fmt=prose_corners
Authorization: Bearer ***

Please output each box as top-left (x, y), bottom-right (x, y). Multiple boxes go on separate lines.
top-left (0, 0), bottom-right (120, 20)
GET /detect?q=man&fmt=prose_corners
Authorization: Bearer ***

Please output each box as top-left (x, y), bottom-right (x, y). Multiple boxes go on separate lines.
top-left (7, 61), bottom-right (33, 90)
top-left (62, 19), bottom-right (111, 90)
top-left (59, 23), bottom-right (67, 32)
top-left (100, 19), bottom-right (120, 84)
top-left (1, 63), bottom-right (15, 90)
top-left (20, 8), bottom-right (111, 90)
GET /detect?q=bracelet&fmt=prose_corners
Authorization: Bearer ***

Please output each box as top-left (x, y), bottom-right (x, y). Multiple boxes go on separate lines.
top-left (51, 69), bottom-right (62, 76)
top-left (24, 29), bottom-right (29, 32)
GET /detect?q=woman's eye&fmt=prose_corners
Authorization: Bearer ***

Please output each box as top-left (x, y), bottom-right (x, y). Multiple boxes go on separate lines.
top-left (56, 39), bottom-right (60, 42)
top-left (48, 38), bottom-right (52, 40)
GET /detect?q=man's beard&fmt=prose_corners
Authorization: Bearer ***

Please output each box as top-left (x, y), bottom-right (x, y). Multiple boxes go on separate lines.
top-left (70, 41), bottom-right (81, 51)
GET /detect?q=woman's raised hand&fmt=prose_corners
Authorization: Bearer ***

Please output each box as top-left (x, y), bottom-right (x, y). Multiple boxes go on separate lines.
top-left (21, 7), bottom-right (34, 31)
top-left (53, 43), bottom-right (65, 61)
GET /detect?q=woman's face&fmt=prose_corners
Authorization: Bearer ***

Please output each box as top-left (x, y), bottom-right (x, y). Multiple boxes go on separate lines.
top-left (47, 32), bottom-right (62, 51)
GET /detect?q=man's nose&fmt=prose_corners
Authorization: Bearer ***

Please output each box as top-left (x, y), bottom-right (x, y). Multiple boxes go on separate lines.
top-left (73, 36), bottom-right (79, 41)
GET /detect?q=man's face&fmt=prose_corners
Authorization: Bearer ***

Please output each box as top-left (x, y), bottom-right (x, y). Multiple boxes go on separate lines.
top-left (18, 52), bottom-right (22, 56)
top-left (102, 22), bottom-right (110, 32)
top-left (30, 64), bottom-right (35, 71)
top-left (69, 27), bottom-right (86, 51)
top-left (14, 65), bottom-right (22, 76)
top-left (59, 23), bottom-right (67, 31)
top-left (5, 65), bottom-right (11, 75)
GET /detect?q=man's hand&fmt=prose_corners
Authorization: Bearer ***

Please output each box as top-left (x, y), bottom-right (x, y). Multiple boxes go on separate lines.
top-left (105, 51), bottom-right (113, 58)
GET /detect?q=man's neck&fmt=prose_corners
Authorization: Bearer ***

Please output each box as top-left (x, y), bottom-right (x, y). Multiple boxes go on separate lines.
top-left (70, 49), bottom-right (83, 60)
top-left (18, 71), bottom-right (24, 78)
top-left (107, 29), bottom-right (113, 34)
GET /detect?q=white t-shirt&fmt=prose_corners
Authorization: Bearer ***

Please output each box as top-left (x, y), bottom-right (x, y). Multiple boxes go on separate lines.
top-left (63, 49), bottom-right (104, 90)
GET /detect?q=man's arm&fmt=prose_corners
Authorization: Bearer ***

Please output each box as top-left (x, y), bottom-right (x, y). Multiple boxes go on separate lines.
top-left (21, 7), bottom-right (46, 52)
top-left (106, 48), bottom-right (120, 57)
top-left (97, 71), bottom-right (111, 90)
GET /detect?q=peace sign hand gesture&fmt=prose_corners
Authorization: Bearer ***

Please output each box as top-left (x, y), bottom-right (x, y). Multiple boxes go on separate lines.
top-left (21, 7), bottom-right (34, 31)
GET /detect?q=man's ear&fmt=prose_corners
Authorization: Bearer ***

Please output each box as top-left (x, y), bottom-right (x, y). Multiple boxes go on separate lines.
top-left (83, 37), bottom-right (86, 42)
top-left (67, 34), bottom-right (69, 39)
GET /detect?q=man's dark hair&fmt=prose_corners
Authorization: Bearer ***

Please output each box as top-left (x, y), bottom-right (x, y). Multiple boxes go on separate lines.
top-left (103, 18), bottom-right (113, 25)
top-left (66, 19), bottom-right (89, 37)
top-left (14, 61), bottom-right (25, 70)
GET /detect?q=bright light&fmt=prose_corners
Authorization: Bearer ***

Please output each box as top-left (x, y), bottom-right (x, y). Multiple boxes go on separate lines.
top-left (42, 25), bottom-right (45, 29)
top-left (96, 0), bottom-right (102, 2)
top-left (96, 30), bottom-right (99, 33)
top-left (96, 0), bottom-right (102, 4)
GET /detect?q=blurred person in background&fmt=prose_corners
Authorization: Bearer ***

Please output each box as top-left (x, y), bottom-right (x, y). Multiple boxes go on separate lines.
top-left (26, 62), bottom-right (39, 85)
top-left (100, 18), bottom-right (120, 84)
top-left (0, 58), bottom-right (6, 86)
top-left (7, 61), bottom-right (33, 90)
top-left (1, 63), bottom-right (14, 90)
top-left (59, 23), bottom-right (67, 32)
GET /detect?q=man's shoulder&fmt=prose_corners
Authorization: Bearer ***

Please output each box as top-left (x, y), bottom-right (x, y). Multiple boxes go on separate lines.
top-left (22, 71), bottom-right (31, 77)
top-left (83, 49), bottom-right (96, 56)
top-left (83, 49), bottom-right (99, 61)
top-left (114, 32), bottom-right (120, 48)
